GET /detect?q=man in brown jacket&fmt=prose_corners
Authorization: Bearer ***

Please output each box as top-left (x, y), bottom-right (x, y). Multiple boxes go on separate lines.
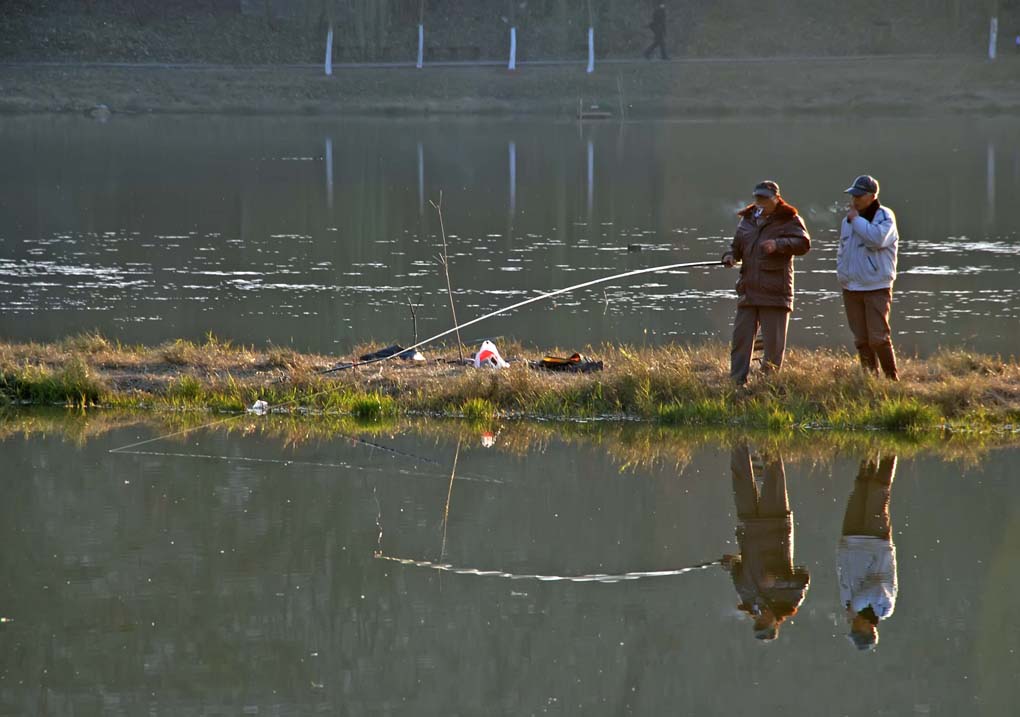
top-left (722, 181), bottom-right (811, 384)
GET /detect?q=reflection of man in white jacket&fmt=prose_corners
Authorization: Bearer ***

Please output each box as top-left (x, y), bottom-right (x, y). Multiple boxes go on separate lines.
top-left (837, 454), bottom-right (897, 651)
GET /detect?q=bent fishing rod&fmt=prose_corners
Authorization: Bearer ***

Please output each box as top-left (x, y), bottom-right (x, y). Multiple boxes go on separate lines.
top-left (108, 259), bottom-right (722, 453)
top-left (320, 258), bottom-right (725, 375)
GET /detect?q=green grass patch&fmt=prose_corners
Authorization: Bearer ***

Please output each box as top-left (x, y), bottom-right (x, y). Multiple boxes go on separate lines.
top-left (824, 396), bottom-right (942, 432)
top-left (349, 394), bottom-right (397, 421)
top-left (866, 397), bottom-right (943, 432)
top-left (657, 398), bottom-right (731, 426)
top-left (0, 359), bottom-right (107, 407)
top-left (739, 399), bottom-right (797, 431)
top-left (167, 374), bottom-right (205, 402)
top-left (461, 397), bottom-right (497, 422)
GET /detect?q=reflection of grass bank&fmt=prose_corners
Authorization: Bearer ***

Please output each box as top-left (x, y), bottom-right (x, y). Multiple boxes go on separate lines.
top-left (0, 407), bottom-right (1006, 469)
top-left (2, 57), bottom-right (1020, 117)
top-left (2, 334), bottom-right (1019, 436)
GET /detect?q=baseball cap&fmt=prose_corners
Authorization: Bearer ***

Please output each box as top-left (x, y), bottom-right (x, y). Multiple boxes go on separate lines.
top-left (845, 175), bottom-right (879, 197)
top-left (753, 180), bottom-right (780, 198)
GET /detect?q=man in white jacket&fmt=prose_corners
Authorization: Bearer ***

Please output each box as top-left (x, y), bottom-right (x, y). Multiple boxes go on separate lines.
top-left (836, 175), bottom-right (900, 380)
top-left (837, 454), bottom-right (898, 651)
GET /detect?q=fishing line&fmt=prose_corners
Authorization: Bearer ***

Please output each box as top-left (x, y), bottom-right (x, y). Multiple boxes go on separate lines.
top-left (374, 552), bottom-right (722, 584)
top-left (110, 448), bottom-right (503, 484)
top-left (108, 414), bottom-right (245, 454)
top-left (107, 410), bottom-right (437, 459)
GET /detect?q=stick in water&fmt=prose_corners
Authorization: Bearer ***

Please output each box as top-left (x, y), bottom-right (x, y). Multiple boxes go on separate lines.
top-left (430, 192), bottom-right (464, 361)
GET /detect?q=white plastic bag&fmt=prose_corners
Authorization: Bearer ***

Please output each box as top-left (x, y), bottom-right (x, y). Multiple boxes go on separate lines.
top-left (473, 340), bottom-right (509, 369)
top-left (248, 400), bottom-right (269, 416)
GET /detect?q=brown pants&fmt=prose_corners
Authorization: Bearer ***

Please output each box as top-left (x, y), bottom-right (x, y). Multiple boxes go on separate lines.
top-left (731, 445), bottom-right (790, 521)
top-left (842, 288), bottom-right (898, 380)
top-left (841, 455), bottom-right (896, 539)
top-left (730, 305), bottom-right (789, 384)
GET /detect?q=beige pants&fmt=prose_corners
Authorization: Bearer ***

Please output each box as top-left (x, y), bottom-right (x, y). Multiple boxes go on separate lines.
top-left (730, 305), bottom-right (789, 384)
top-left (842, 288), bottom-right (898, 380)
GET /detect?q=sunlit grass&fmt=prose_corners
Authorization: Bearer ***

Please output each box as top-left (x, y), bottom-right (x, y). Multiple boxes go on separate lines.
top-left (1, 333), bottom-right (1019, 436)
top-left (0, 357), bottom-right (108, 408)
top-left (460, 397), bottom-right (498, 422)
top-left (350, 394), bottom-right (398, 421)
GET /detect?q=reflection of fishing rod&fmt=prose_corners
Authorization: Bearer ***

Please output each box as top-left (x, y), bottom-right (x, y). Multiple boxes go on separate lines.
top-left (321, 259), bottom-right (724, 374)
top-left (374, 552), bottom-right (723, 584)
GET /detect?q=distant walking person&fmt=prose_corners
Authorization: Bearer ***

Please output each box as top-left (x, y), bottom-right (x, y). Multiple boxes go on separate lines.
top-left (838, 454), bottom-right (898, 651)
top-left (722, 181), bottom-right (811, 384)
top-left (836, 175), bottom-right (900, 380)
top-left (644, 4), bottom-right (668, 60)
top-left (722, 444), bottom-right (810, 641)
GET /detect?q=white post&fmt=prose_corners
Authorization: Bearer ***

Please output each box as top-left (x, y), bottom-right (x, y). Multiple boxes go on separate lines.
top-left (324, 24), bottom-right (333, 76)
top-left (417, 24), bottom-right (424, 69)
top-left (508, 141), bottom-right (516, 215)
top-left (989, 17), bottom-right (998, 60)
top-left (326, 137), bottom-right (334, 210)
top-left (587, 27), bottom-right (595, 73)
top-left (586, 139), bottom-right (594, 217)
top-left (987, 142), bottom-right (996, 223)
top-left (417, 141), bottom-right (425, 215)
top-left (508, 26), bottom-right (517, 71)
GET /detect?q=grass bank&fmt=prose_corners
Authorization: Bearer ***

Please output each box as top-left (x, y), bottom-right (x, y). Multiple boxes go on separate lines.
top-left (2, 333), bottom-right (1019, 436)
top-left (2, 56), bottom-right (1020, 117)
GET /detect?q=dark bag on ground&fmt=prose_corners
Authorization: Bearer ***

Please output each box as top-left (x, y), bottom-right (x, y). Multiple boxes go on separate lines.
top-left (530, 352), bottom-right (604, 373)
top-left (358, 344), bottom-right (417, 361)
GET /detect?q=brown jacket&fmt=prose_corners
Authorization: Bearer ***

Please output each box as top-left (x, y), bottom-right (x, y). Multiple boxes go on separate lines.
top-left (730, 516), bottom-right (811, 621)
top-left (725, 200), bottom-right (811, 311)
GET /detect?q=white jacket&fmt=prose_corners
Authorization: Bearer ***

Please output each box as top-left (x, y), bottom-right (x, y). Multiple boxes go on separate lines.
top-left (836, 205), bottom-right (898, 291)
top-left (837, 536), bottom-right (897, 618)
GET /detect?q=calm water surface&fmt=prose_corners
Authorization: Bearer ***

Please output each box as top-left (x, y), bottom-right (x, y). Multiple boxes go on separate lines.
top-left (1, 419), bottom-right (1019, 715)
top-left (1, 115), bottom-right (1018, 355)
top-left (3, 113), bottom-right (1020, 714)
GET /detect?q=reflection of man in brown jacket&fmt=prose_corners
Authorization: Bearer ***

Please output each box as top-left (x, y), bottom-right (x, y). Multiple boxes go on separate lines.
top-left (722, 181), bottom-right (811, 384)
top-left (722, 443), bottom-right (810, 641)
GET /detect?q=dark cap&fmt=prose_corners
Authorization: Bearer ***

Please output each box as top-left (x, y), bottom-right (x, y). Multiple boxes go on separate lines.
top-left (845, 175), bottom-right (879, 197)
top-left (753, 180), bottom-right (780, 198)
top-left (848, 628), bottom-right (878, 651)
